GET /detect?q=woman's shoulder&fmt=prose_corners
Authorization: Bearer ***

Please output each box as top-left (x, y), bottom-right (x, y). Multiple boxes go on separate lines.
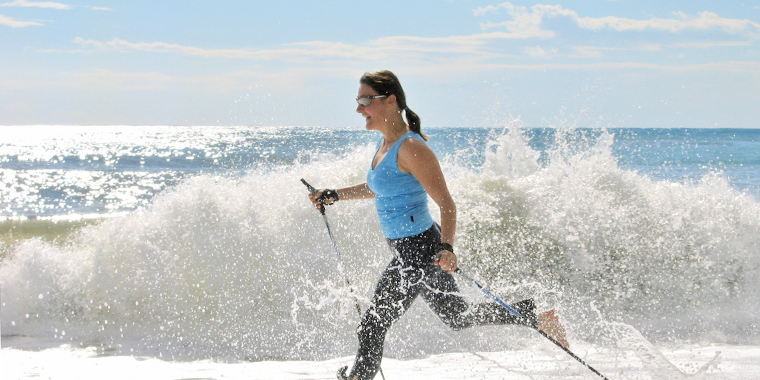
top-left (399, 133), bottom-right (430, 152)
top-left (397, 133), bottom-right (437, 172)
top-left (402, 130), bottom-right (426, 142)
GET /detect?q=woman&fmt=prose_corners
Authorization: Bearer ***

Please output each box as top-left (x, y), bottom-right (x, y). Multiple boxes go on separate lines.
top-left (310, 70), bottom-right (567, 380)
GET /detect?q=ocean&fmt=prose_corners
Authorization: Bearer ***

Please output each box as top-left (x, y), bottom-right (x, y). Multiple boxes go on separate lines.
top-left (2, 125), bottom-right (760, 379)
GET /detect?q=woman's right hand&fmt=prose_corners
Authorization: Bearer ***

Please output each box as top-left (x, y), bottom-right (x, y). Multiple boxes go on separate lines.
top-left (308, 190), bottom-right (324, 210)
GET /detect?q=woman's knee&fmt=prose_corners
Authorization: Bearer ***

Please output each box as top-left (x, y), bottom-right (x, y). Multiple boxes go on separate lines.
top-left (431, 303), bottom-right (473, 331)
top-left (357, 308), bottom-right (391, 343)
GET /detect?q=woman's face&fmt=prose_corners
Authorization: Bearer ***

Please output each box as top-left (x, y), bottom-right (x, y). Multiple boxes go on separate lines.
top-left (356, 83), bottom-right (392, 131)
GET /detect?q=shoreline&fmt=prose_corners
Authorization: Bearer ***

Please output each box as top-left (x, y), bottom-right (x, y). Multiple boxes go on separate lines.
top-left (4, 343), bottom-right (757, 380)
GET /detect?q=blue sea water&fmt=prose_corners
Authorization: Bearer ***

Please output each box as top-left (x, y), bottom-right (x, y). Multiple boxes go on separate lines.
top-left (1, 125), bottom-right (759, 362)
top-left (1, 126), bottom-right (758, 218)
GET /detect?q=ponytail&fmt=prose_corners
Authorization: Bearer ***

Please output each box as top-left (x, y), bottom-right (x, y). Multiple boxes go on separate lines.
top-left (361, 70), bottom-right (428, 141)
top-left (404, 107), bottom-right (427, 141)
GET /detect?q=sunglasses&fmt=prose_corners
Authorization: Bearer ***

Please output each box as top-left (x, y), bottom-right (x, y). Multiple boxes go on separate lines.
top-left (356, 95), bottom-right (387, 107)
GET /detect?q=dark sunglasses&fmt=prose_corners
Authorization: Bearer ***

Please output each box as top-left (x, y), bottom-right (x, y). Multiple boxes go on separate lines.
top-left (356, 95), bottom-right (387, 107)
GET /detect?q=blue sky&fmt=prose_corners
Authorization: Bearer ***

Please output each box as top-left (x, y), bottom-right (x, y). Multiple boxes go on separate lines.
top-left (1, 0), bottom-right (759, 128)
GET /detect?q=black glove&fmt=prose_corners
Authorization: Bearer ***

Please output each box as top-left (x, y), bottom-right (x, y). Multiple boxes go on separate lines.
top-left (317, 189), bottom-right (339, 204)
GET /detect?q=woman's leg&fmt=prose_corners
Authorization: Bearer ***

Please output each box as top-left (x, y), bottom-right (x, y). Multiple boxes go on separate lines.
top-left (348, 259), bottom-right (425, 380)
top-left (421, 269), bottom-right (538, 330)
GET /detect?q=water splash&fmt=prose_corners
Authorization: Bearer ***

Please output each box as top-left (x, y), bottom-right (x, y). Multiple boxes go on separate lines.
top-left (2, 127), bottom-right (759, 364)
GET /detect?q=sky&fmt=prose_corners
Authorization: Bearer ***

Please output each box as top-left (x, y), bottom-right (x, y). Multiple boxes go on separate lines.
top-left (1, 0), bottom-right (759, 129)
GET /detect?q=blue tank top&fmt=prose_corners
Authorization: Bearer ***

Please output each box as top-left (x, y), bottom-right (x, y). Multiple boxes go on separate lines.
top-left (367, 132), bottom-right (434, 239)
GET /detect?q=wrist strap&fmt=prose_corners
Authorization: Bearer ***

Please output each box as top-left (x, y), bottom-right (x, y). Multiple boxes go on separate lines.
top-left (318, 189), bottom-right (339, 203)
top-left (438, 242), bottom-right (454, 254)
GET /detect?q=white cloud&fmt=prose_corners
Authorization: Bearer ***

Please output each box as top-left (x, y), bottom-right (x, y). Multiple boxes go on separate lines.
top-left (524, 45), bottom-right (554, 58)
top-left (674, 40), bottom-right (753, 49)
top-left (573, 43), bottom-right (662, 55)
top-left (71, 4), bottom-right (760, 68)
top-left (73, 34), bottom-right (510, 64)
top-left (476, 61), bottom-right (760, 74)
top-left (475, 2), bottom-right (760, 37)
top-left (74, 37), bottom-right (382, 65)
top-left (520, 43), bottom-right (663, 59)
top-left (576, 11), bottom-right (760, 33)
top-left (476, 3), bottom-right (576, 39)
top-left (1, 0), bottom-right (71, 9)
top-left (25, 46), bottom-right (83, 53)
top-left (86, 6), bottom-right (112, 11)
top-left (74, 37), bottom-right (255, 58)
top-left (0, 14), bottom-right (42, 27)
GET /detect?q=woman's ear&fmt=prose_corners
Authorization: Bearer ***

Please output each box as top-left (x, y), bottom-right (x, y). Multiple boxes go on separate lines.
top-left (386, 94), bottom-right (397, 107)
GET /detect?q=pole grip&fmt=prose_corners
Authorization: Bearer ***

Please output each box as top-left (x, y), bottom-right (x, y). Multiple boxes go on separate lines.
top-left (300, 178), bottom-right (317, 194)
top-left (301, 178), bottom-right (325, 214)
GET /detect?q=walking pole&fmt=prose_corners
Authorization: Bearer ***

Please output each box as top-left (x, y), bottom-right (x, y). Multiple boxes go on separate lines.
top-left (301, 179), bottom-right (361, 315)
top-left (301, 179), bottom-right (386, 380)
top-left (455, 268), bottom-right (611, 380)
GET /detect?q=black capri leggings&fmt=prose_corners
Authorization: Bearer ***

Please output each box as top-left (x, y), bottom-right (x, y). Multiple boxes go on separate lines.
top-left (348, 224), bottom-right (537, 380)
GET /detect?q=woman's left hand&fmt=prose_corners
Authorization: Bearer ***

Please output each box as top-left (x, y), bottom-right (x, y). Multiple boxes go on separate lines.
top-left (435, 250), bottom-right (458, 274)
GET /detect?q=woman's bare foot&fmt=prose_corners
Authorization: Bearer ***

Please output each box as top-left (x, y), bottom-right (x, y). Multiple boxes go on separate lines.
top-left (538, 309), bottom-right (569, 348)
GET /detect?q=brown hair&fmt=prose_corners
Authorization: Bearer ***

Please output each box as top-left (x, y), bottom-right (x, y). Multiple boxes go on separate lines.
top-left (360, 70), bottom-right (427, 141)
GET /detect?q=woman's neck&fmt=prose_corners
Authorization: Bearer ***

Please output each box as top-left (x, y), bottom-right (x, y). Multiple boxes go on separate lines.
top-left (379, 114), bottom-right (409, 145)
